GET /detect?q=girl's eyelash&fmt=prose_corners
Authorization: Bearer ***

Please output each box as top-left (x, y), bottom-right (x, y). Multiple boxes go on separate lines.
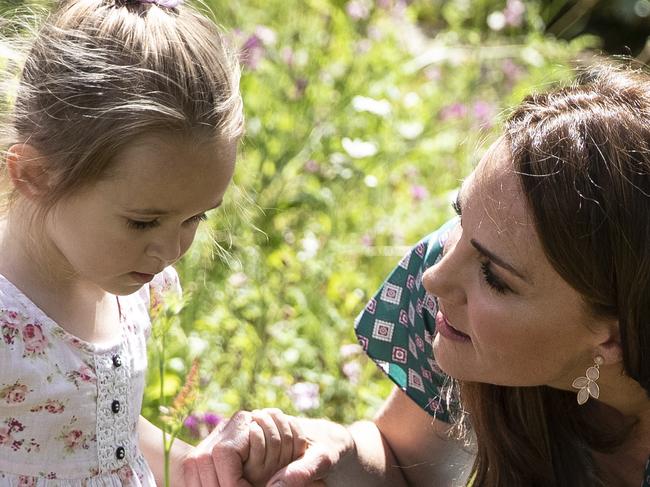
top-left (126, 213), bottom-right (208, 231)
top-left (480, 261), bottom-right (509, 294)
top-left (127, 219), bottom-right (160, 230)
top-left (189, 213), bottom-right (208, 224)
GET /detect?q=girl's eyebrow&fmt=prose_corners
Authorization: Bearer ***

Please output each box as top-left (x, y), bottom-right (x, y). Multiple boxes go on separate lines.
top-left (470, 238), bottom-right (528, 282)
top-left (125, 200), bottom-right (223, 216)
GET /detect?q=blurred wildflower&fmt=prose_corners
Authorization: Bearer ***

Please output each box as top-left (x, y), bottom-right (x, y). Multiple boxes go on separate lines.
top-left (410, 184), bottom-right (429, 202)
top-left (364, 175), bottom-right (379, 188)
top-left (504, 0), bottom-right (526, 27)
top-left (501, 58), bottom-right (524, 84)
top-left (397, 121), bottom-right (424, 139)
top-left (487, 11), bottom-right (506, 31)
top-left (182, 411), bottom-right (223, 440)
top-left (352, 95), bottom-right (391, 116)
top-left (340, 343), bottom-right (363, 359)
top-left (346, 0), bottom-right (371, 21)
top-left (304, 159), bottom-right (320, 173)
top-left (361, 234), bottom-right (374, 247)
top-left (439, 102), bottom-right (467, 121)
top-left (342, 137), bottom-right (378, 158)
top-left (288, 382), bottom-right (320, 411)
top-left (298, 233), bottom-right (320, 261)
top-left (240, 26), bottom-right (277, 70)
top-left (472, 100), bottom-right (496, 129)
top-left (280, 46), bottom-right (294, 66)
top-left (228, 272), bottom-right (248, 287)
top-left (342, 361), bottom-right (362, 384)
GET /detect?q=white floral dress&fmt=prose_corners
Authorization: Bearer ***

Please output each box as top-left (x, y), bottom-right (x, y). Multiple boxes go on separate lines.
top-left (0, 268), bottom-right (180, 486)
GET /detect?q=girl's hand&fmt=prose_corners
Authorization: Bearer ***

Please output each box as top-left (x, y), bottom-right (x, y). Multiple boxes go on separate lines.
top-left (243, 408), bottom-right (307, 486)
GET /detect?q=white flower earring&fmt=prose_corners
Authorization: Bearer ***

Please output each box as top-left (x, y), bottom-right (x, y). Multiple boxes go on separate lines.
top-left (572, 355), bottom-right (604, 405)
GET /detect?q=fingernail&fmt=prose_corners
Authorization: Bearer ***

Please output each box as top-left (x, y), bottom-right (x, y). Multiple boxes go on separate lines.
top-left (271, 481), bottom-right (286, 487)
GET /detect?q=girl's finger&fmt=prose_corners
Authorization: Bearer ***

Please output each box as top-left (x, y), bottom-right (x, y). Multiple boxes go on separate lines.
top-left (263, 408), bottom-right (296, 468)
top-left (249, 420), bottom-right (266, 466)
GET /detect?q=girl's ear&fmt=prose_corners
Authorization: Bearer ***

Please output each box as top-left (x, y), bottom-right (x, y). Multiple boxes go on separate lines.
top-left (6, 144), bottom-right (51, 199)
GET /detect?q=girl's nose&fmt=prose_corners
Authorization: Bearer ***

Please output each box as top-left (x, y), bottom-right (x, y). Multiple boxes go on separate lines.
top-left (145, 231), bottom-right (183, 264)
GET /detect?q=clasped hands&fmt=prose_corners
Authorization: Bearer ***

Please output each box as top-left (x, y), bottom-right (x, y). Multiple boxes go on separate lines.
top-left (178, 408), bottom-right (345, 487)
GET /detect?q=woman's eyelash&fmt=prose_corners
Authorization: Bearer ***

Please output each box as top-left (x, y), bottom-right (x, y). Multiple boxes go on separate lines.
top-left (452, 196), bottom-right (462, 216)
top-left (480, 261), bottom-right (509, 294)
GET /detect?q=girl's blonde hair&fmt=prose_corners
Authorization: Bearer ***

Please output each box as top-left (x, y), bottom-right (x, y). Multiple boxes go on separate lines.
top-left (1, 0), bottom-right (243, 208)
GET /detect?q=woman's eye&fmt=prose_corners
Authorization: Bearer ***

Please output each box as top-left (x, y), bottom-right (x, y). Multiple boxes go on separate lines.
top-left (127, 219), bottom-right (160, 230)
top-left (451, 195), bottom-right (462, 216)
top-left (480, 261), bottom-right (510, 294)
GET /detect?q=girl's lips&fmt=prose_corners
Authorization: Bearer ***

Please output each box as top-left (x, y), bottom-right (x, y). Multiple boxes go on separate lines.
top-left (130, 272), bottom-right (155, 284)
top-left (435, 310), bottom-right (471, 343)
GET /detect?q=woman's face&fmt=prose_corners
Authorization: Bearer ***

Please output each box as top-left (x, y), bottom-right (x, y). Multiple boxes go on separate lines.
top-left (423, 138), bottom-right (614, 390)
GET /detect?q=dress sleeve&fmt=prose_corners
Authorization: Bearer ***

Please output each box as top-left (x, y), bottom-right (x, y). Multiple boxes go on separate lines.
top-left (354, 218), bottom-right (459, 422)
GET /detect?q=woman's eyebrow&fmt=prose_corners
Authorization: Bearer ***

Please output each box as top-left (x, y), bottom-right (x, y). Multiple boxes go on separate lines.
top-left (470, 238), bottom-right (528, 282)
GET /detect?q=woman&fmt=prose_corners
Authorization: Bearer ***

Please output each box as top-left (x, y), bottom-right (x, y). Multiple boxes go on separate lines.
top-left (261, 63), bottom-right (650, 486)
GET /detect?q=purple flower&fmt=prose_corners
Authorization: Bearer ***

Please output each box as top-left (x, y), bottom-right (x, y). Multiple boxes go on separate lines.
top-left (473, 100), bottom-right (496, 129)
top-left (501, 58), bottom-right (524, 84)
top-left (410, 184), bottom-right (429, 202)
top-left (304, 159), bottom-right (320, 173)
top-left (504, 0), bottom-right (526, 27)
top-left (440, 103), bottom-right (467, 121)
top-left (346, 0), bottom-right (370, 21)
top-left (288, 382), bottom-right (320, 412)
top-left (203, 412), bottom-right (222, 428)
top-left (241, 35), bottom-right (265, 70)
top-left (183, 414), bottom-right (200, 431)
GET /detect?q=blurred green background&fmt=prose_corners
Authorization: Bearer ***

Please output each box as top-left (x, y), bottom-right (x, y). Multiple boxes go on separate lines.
top-left (1, 0), bottom-right (649, 443)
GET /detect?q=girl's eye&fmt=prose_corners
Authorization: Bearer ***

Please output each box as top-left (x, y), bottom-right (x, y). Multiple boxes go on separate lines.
top-left (480, 261), bottom-right (510, 294)
top-left (185, 213), bottom-right (208, 225)
top-left (127, 219), bottom-right (160, 230)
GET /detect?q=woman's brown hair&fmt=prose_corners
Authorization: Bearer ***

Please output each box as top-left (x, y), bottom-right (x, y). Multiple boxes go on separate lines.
top-left (462, 63), bottom-right (650, 486)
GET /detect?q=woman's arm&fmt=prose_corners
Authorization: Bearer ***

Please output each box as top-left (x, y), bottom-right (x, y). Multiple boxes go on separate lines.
top-left (273, 387), bottom-right (474, 487)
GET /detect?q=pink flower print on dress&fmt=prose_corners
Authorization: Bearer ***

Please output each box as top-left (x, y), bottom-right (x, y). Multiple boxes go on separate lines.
top-left (22, 324), bottom-right (48, 356)
top-left (17, 476), bottom-right (36, 487)
top-left (30, 399), bottom-right (65, 414)
top-left (57, 416), bottom-right (91, 453)
top-left (0, 381), bottom-right (31, 403)
top-left (1, 322), bottom-right (19, 345)
top-left (66, 363), bottom-right (96, 389)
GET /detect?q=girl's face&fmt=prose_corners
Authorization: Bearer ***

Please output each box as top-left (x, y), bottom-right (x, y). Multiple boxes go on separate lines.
top-left (423, 138), bottom-right (615, 391)
top-left (43, 134), bottom-right (236, 295)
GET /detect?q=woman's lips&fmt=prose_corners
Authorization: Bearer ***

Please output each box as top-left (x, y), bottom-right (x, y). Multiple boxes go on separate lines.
top-left (435, 309), bottom-right (471, 343)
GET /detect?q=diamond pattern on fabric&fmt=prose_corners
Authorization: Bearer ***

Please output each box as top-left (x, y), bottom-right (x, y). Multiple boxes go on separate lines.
top-left (354, 218), bottom-right (460, 422)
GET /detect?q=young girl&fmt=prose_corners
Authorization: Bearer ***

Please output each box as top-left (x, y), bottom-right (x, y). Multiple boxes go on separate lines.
top-left (0, 0), bottom-right (302, 484)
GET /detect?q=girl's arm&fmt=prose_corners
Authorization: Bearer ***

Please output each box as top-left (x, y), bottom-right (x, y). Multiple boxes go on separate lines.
top-left (271, 387), bottom-right (475, 487)
top-left (138, 415), bottom-right (193, 486)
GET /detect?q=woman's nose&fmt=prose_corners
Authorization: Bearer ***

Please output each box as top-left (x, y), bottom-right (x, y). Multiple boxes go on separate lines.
top-left (422, 228), bottom-right (466, 305)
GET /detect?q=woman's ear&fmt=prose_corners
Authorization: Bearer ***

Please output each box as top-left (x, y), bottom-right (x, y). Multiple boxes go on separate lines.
top-left (6, 144), bottom-right (51, 199)
top-left (595, 321), bottom-right (623, 366)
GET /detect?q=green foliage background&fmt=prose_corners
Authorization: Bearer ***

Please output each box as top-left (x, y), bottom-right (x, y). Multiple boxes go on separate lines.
top-left (148, 0), bottom-right (601, 442)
